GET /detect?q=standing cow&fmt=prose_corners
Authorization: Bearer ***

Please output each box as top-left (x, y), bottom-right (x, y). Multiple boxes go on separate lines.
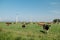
top-left (22, 24), bottom-right (26, 28)
top-left (43, 24), bottom-right (51, 33)
top-left (6, 22), bottom-right (12, 26)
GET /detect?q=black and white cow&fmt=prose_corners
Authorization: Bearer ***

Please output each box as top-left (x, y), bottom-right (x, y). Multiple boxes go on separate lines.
top-left (43, 24), bottom-right (51, 33)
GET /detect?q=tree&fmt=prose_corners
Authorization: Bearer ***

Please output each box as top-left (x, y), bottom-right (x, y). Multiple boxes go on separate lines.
top-left (53, 19), bottom-right (60, 24)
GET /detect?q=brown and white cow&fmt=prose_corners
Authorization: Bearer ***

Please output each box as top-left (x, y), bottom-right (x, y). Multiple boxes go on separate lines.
top-left (37, 22), bottom-right (45, 26)
top-left (38, 22), bottom-right (51, 33)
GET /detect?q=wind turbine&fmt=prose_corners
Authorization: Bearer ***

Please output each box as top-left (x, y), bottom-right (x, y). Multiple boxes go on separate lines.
top-left (30, 16), bottom-right (33, 24)
top-left (16, 15), bottom-right (19, 24)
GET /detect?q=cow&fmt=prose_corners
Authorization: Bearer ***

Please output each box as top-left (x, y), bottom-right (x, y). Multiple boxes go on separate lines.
top-left (14, 22), bottom-right (16, 24)
top-left (6, 22), bottom-right (12, 26)
top-left (25, 22), bottom-right (30, 25)
top-left (42, 24), bottom-right (51, 33)
top-left (22, 24), bottom-right (26, 28)
top-left (38, 22), bottom-right (51, 33)
top-left (37, 22), bottom-right (45, 26)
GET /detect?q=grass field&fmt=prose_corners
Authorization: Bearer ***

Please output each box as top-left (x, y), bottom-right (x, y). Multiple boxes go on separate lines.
top-left (0, 22), bottom-right (60, 40)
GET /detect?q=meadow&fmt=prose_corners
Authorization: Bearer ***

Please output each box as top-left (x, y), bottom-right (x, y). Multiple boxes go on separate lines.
top-left (0, 22), bottom-right (60, 40)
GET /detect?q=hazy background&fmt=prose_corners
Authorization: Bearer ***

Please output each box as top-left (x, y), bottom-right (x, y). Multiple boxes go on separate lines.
top-left (0, 0), bottom-right (60, 22)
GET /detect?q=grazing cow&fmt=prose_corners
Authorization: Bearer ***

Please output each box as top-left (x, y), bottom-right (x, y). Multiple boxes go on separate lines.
top-left (6, 22), bottom-right (12, 26)
top-left (47, 22), bottom-right (52, 24)
top-left (37, 22), bottom-right (45, 26)
top-left (33, 22), bottom-right (35, 24)
top-left (25, 22), bottom-right (29, 25)
top-left (14, 22), bottom-right (16, 24)
top-left (22, 24), bottom-right (26, 28)
top-left (43, 24), bottom-right (51, 33)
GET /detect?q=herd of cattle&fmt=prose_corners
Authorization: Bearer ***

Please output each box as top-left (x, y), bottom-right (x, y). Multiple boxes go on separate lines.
top-left (5, 22), bottom-right (51, 33)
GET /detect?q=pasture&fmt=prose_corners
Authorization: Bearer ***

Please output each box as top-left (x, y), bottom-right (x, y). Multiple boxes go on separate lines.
top-left (0, 22), bottom-right (60, 40)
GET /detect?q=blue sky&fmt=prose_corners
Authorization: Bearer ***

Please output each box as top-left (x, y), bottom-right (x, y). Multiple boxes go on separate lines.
top-left (0, 0), bottom-right (60, 22)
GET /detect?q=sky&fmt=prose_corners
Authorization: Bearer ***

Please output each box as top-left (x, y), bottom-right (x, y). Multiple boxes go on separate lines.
top-left (0, 0), bottom-right (60, 22)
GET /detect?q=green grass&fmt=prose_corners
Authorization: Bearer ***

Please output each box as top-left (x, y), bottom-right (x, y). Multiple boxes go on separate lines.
top-left (0, 22), bottom-right (60, 40)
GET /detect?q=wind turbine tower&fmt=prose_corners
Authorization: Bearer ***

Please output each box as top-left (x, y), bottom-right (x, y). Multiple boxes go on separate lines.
top-left (30, 16), bottom-right (33, 24)
top-left (16, 16), bottom-right (18, 24)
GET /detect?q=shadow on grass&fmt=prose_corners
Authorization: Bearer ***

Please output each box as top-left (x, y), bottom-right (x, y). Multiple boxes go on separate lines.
top-left (40, 30), bottom-right (46, 34)
top-left (15, 37), bottom-right (22, 40)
